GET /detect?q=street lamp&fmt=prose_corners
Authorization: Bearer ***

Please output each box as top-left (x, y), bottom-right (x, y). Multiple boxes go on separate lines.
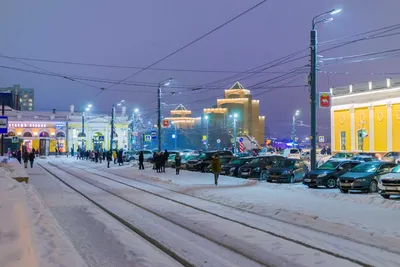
top-left (157, 78), bottom-right (173, 152)
top-left (81, 103), bottom-right (92, 151)
top-left (310, 8), bottom-right (342, 170)
top-left (204, 115), bottom-right (209, 151)
top-left (130, 108), bottom-right (140, 150)
top-left (229, 113), bottom-right (238, 153)
top-left (171, 121), bottom-right (177, 149)
top-left (110, 100), bottom-right (125, 152)
top-left (292, 110), bottom-right (300, 148)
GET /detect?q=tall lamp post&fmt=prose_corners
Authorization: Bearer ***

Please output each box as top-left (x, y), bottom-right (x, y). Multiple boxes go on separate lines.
top-left (171, 121), bottom-right (177, 149)
top-left (110, 100), bottom-right (125, 151)
top-left (229, 113), bottom-right (238, 153)
top-left (157, 78), bottom-right (172, 152)
top-left (310, 8), bottom-right (341, 170)
top-left (204, 115), bottom-right (209, 151)
top-left (291, 110), bottom-right (300, 148)
top-left (130, 108), bottom-right (139, 150)
top-left (81, 104), bottom-right (92, 151)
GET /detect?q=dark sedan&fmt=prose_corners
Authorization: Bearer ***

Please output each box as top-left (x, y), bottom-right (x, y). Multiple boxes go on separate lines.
top-left (238, 155), bottom-right (284, 179)
top-left (221, 157), bottom-right (254, 176)
top-left (264, 158), bottom-right (308, 183)
top-left (338, 161), bottom-right (397, 193)
top-left (303, 160), bottom-right (360, 188)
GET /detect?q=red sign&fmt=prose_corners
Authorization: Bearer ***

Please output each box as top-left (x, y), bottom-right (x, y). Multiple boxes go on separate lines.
top-left (163, 119), bottom-right (169, 127)
top-left (239, 142), bottom-right (244, 152)
top-left (318, 92), bottom-right (331, 108)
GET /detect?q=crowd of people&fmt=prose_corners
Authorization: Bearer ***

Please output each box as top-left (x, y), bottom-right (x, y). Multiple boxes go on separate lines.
top-left (75, 147), bottom-right (124, 168)
top-left (7, 148), bottom-right (37, 168)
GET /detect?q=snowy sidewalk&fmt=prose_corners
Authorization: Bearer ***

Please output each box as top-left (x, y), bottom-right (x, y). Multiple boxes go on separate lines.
top-left (0, 161), bottom-right (87, 267)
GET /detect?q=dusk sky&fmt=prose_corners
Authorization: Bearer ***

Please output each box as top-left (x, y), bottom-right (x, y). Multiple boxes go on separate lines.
top-left (1, 0), bottom-right (400, 140)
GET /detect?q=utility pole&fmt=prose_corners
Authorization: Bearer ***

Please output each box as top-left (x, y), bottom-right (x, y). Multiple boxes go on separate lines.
top-left (233, 114), bottom-right (238, 154)
top-left (310, 28), bottom-right (317, 171)
top-left (157, 86), bottom-right (162, 152)
top-left (81, 112), bottom-right (85, 151)
top-left (1, 101), bottom-right (4, 156)
top-left (110, 105), bottom-right (115, 151)
top-left (292, 110), bottom-right (300, 148)
top-left (174, 123), bottom-right (177, 150)
top-left (204, 115), bottom-right (209, 151)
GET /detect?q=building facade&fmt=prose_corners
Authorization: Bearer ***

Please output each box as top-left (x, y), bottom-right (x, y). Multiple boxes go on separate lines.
top-left (203, 82), bottom-right (265, 144)
top-left (0, 84), bottom-right (35, 111)
top-left (3, 105), bottom-right (129, 155)
top-left (164, 104), bottom-right (201, 129)
top-left (331, 78), bottom-right (400, 154)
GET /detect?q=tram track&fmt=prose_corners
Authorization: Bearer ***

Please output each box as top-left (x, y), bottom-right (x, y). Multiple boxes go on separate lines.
top-left (43, 161), bottom-right (384, 267)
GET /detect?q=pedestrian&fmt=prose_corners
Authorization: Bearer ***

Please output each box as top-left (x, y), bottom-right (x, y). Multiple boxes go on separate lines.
top-left (113, 150), bottom-right (118, 164)
top-left (23, 150), bottom-right (29, 168)
top-left (95, 150), bottom-right (99, 163)
top-left (99, 151), bottom-right (103, 163)
top-left (155, 153), bottom-right (161, 173)
top-left (7, 148), bottom-right (11, 159)
top-left (211, 153), bottom-right (221, 186)
top-left (71, 148), bottom-right (74, 157)
top-left (175, 154), bottom-right (181, 175)
top-left (152, 152), bottom-right (157, 170)
top-left (29, 150), bottom-right (35, 168)
top-left (160, 152), bottom-right (165, 172)
top-left (107, 150), bottom-right (112, 168)
top-left (16, 150), bottom-right (22, 164)
top-left (118, 149), bottom-right (123, 166)
top-left (139, 151), bottom-right (145, 170)
top-left (163, 150), bottom-right (169, 172)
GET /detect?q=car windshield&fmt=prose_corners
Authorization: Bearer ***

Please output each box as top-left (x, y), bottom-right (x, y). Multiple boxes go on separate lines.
top-left (168, 155), bottom-right (175, 160)
top-left (317, 161), bottom-right (340, 170)
top-left (274, 160), bottom-right (295, 168)
top-left (350, 163), bottom-right (380, 173)
top-left (231, 158), bottom-right (246, 165)
top-left (332, 153), bottom-right (346, 158)
top-left (391, 165), bottom-right (400, 173)
top-left (249, 158), bottom-right (260, 164)
top-left (290, 149), bottom-right (299, 154)
top-left (198, 153), bottom-right (212, 160)
top-left (220, 157), bottom-right (231, 164)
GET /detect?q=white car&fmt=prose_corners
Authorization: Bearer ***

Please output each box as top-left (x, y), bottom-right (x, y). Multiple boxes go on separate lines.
top-left (378, 164), bottom-right (400, 199)
top-left (283, 148), bottom-right (301, 159)
top-left (134, 150), bottom-right (153, 161)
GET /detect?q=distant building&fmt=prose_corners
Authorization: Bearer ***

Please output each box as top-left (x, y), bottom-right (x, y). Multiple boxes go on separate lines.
top-left (0, 84), bottom-right (35, 111)
top-left (203, 82), bottom-right (265, 145)
top-left (165, 104), bottom-right (201, 129)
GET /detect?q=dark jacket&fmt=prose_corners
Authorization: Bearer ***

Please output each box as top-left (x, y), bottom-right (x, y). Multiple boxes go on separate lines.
top-left (23, 151), bottom-right (29, 162)
top-left (139, 152), bottom-right (144, 163)
top-left (175, 155), bottom-right (181, 167)
top-left (29, 152), bottom-right (35, 161)
top-left (164, 151), bottom-right (169, 161)
top-left (107, 151), bottom-right (112, 161)
top-left (211, 156), bottom-right (221, 173)
top-left (117, 150), bottom-right (123, 163)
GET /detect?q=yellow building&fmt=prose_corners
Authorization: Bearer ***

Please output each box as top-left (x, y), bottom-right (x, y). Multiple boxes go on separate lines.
top-left (331, 78), bottom-right (400, 154)
top-left (203, 82), bottom-right (265, 145)
top-left (164, 104), bottom-right (201, 129)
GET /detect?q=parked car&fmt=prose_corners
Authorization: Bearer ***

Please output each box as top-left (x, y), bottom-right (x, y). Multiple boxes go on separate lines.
top-left (237, 155), bottom-right (283, 179)
top-left (134, 150), bottom-right (153, 162)
top-left (330, 152), bottom-right (354, 160)
top-left (264, 158), bottom-right (308, 183)
top-left (338, 161), bottom-right (397, 193)
top-left (351, 155), bottom-right (378, 163)
top-left (303, 160), bottom-right (360, 188)
top-left (282, 148), bottom-right (301, 159)
top-left (221, 157), bottom-right (254, 176)
top-left (186, 150), bottom-right (233, 172)
top-left (122, 150), bottom-right (136, 162)
top-left (206, 156), bottom-right (234, 173)
top-left (381, 152), bottom-right (400, 163)
top-left (259, 146), bottom-right (277, 156)
top-left (166, 154), bottom-right (176, 168)
top-left (378, 164), bottom-right (400, 198)
top-left (301, 151), bottom-right (311, 160)
top-left (181, 154), bottom-right (199, 169)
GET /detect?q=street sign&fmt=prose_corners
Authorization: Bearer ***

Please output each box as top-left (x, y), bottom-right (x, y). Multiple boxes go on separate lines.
top-left (202, 135), bottom-right (207, 141)
top-left (318, 92), bottom-right (331, 108)
top-left (163, 119), bottom-right (169, 127)
top-left (144, 135), bottom-right (151, 142)
top-left (318, 136), bottom-right (325, 143)
top-left (12, 136), bottom-right (19, 143)
top-left (216, 139), bottom-right (221, 144)
top-left (98, 136), bottom-right (105, 141)
top-left (172, 134), bottom-right (176, 139)
top-left (0, 116), bottom-right (8, 134)
top-left (151, 130), bottom-right (157, 139)
top-left (239, 137), bottom-right (244, 143)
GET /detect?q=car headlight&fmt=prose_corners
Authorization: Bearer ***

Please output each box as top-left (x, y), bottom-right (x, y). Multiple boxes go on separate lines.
top-left (254, 167), bottom-right (260, 172)
top-left (282, 170), bottom-right (288, 175)
top-left (356, 178), bottom-right (367, 182)
top-left (317, 174), bottom-right (327, 178)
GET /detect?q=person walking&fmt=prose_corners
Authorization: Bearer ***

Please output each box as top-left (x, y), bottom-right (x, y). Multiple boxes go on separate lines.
top-left (138, 151), bottom-right (145, 170)
top-left (160, 152), bottom-right (165, 172)
top-left (113, 150), bottom-right (118, 164)
top-left (16, 150), bottom-right (22, 164)
top-left (175, 154), bottom-right (181, 175)
top-left (106, 150), bottom-right (112, 168)
top-left (118, 149), bottom-right (123, 166)
top-left (155, 153), bottom-right (161, 173)
top-left (23, 150), bottom-right (29, 168)
top-left (29, 150), bottom-right (35, 168)
top-left (211, 154), bottom-right (221, 186)
top-left (163, 150), bottom-right (169, 172)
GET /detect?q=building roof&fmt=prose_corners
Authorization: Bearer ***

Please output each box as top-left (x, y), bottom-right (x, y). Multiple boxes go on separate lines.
top-left (229, 81), bottom-right (245, 90)
top-left (174, 104), bottom-right (188, 111)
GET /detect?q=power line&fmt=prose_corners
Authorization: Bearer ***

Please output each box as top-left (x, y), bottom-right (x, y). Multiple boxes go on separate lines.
top-left (104, 0), bottom-right (269, 91)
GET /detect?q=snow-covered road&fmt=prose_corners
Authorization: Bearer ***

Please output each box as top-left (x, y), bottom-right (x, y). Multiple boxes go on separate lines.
top-left (31, 157), bottom-right (400, 266)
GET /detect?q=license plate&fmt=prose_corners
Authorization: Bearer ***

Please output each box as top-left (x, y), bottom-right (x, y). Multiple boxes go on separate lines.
top-left (304, 178), bottom-right (311, 182)
top-left (341, 183), bottom-right (351, 187)
top-left (242, 172), bottom-right (249, 175)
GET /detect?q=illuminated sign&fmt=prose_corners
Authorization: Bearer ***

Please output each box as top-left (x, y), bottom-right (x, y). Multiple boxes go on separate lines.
top-left (8, 123), bottom-right (47, 128)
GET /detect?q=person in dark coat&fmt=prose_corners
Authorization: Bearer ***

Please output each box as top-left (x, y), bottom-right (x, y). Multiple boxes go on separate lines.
top-left (23, 150), bottom-right (29, 168)
top-left (163, 150), bottom-right (169, 172)
top-left (16, 150), bottom-right (22, 164)
top-left (95, 150), bottom-right (99, 163)
top-left (211, 154), bottom-right (221, 186)
top-left (160, 152), bottom-right (165, 172)
top-left (155, 153), bottom-right (161, 173)
top-left (175, 154), bottom-right (181, 175)
top-left (106, 150), bottom-right (112, 168)
top-left (118, 149), bottom-right (123, 166)
top-left (29, 150), bottom-right (35, 168)
top-left (138, 151), bottom-right (145, 170)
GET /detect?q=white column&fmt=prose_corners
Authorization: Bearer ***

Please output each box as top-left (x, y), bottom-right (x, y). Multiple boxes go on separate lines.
top-left (387, 103), bottom-right (392, 151)
top-left (369, 105), bottom-right (374, 152)
top-left (330, 108), bottom-right (335, 151)
top-left (350, 108), bottom-right (355, 151)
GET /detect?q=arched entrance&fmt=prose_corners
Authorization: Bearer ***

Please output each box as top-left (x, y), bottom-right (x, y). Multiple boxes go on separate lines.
top-left (39, 131), bottom-right (50, 156)
top-left (92, 132), bottom-right (104, 151)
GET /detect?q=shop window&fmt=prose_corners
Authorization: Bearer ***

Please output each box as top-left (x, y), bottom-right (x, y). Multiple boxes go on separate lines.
top-left (28, 99), bottom-right (32, 102)
top-left (340, 131), bottom-right (346, 151)
top-left (357, 129), bottom-right (364, 151)
top-left (23, 132), bottom-right (32, 137)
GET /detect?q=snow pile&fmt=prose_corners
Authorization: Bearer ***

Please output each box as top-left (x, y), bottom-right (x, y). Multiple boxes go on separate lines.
top-left (0, 161), bottom-right (87, 267)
